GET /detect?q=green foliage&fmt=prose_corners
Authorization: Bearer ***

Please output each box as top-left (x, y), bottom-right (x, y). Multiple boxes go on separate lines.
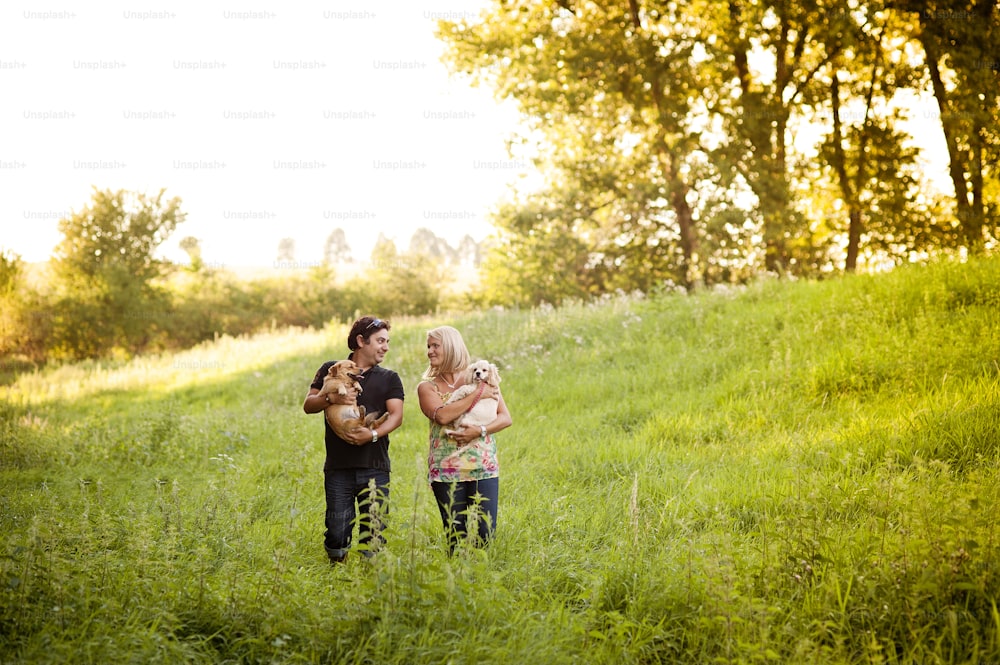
top-left (53, 188), bottom-right (184, 287)
top-left (440, 1), bottom-right (714, 291)
top-left (0, 250), bottom-right (27, 359)
top-left (0, 249), bottom-right (20, 299)
top-left (3, 257), bottom-right (1000, 663)
top-left (48, 188), bottom-right (186, 359)
top-left (178, 236), bottom-right (203, 272)
top-left (808, 3), bottom-right (957, 271)
top-left (348, 241), bottom-right (443, 317)
top-left (0, 252), bottom-right (50, 365)
top-left (899, 0), bottom-right (1000, 250)
top-left (437, 0), bottom-right (997, 301)
top-left (474, 200), bottom-right (600, 307)
top-left (0, 205), bottom-right (467, 363)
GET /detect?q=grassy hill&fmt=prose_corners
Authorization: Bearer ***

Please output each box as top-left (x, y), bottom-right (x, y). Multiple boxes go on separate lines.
top-left (2, 257), bottom-right (999, 664)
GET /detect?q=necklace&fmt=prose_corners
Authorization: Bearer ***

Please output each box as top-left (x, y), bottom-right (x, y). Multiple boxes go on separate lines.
top-left (440, 374), bottom-right (458, 389)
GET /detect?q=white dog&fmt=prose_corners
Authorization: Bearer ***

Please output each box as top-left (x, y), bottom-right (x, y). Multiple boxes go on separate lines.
top-left (443, 360), bottom-right (501, 457)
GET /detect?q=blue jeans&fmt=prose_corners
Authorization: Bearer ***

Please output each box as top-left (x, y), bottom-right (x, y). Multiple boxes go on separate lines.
top-left (431, 477), bottom-right (499, 553)
top-left (324, 468), bottom-right (390, 561)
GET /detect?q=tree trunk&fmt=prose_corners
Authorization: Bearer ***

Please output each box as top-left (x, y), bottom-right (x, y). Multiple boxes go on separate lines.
top-left (920, 30), bottom-right (981, 248)
top-left (830, 73), bottom-right (864, 272)
top-left (642, 14), bottom-right (699, 288)
top-left (969, 113), bottom-right (985, 251)
top-left (668, 162), bottom-right (698, 287)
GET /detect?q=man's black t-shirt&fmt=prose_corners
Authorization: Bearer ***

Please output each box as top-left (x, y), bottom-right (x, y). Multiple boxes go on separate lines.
top-left (310, 358), bottom-right (405, 473)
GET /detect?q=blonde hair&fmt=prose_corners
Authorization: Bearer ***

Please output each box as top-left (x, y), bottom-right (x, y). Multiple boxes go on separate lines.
top-left (421, 325), bottom-right (470, 381)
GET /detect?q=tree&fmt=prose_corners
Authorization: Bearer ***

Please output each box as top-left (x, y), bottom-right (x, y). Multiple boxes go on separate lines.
top-left (705, 0), bottom-right (864, 273)
top-left (343, 234), bottom-right (441, 316)
top-left (0, 249), bottom-right (28, 358)
top-left (439, 0), bottom-right (988, 296)
top-left (814, 3), bottom-right (947, 270)
top-left (179, 236), bottom-right (203, 271)
top-left (901, 0), bottom-right (1000, 251)
top-left (476, 195), bottom-right (600, 307)
top-left (324, 228), bottom-right (352, 264)
top-left (409, 227), bottom-right (457, 263)
top-left (277, 237), bottom-right (296, 263)
top-left (54, 188), bottom-right (183, 287)
top-left (0, 249), bottom-right (21, 300)
top-left (438, 0), bottom-right (711, 291)
top-left (456, 234), bottom-right (482, 268)
top-left (0, 249), bottom-right (52, 363)
top-left (51, 187), bottom-right (185, 358)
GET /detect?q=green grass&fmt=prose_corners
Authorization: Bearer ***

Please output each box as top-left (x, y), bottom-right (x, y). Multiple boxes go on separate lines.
top-left (3, 257), bottom-right (1000, 664)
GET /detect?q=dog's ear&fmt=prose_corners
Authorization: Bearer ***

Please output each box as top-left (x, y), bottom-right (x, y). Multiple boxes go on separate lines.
top-left (489, 363), bottom-right (501, 385)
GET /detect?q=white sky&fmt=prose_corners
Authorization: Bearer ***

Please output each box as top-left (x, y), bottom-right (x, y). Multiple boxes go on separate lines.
top-left (0, 1), bottom-right (533, 269)
top-left (1, 2), bottom-right (954, 271)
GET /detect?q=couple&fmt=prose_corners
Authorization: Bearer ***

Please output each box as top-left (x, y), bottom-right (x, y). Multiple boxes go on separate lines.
top-left (303, 316), bottom-right (512, 564)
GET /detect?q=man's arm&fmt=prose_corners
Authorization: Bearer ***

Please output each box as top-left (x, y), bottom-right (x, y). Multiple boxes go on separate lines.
top-left (303, 387), bottom-right (357, 414)
top-left (374, 398), bottom-right (404, 439)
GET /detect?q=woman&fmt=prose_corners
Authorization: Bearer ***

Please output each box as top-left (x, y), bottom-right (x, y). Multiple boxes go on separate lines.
top-left (417, 325), bottom-right (512, 553)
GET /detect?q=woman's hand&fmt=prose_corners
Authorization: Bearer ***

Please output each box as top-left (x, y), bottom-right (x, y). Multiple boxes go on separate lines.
top-left (448, 424), bottom-right (482, 445)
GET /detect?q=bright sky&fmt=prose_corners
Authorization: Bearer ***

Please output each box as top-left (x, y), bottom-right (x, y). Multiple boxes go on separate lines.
top-left (0, 1), bottom-right (532, 269)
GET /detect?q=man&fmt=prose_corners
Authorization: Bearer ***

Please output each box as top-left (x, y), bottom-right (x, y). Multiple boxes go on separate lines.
top-left (303, 316), bottom-right (404, 564)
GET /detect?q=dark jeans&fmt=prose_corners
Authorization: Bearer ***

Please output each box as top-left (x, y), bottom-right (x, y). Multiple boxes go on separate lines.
top-left (324, 468), bottom-right (390, 561)
top-left (431, 477), bottom-right (499, 553)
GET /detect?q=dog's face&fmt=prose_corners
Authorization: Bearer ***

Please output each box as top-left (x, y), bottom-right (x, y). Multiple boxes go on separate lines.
top-left (325, 360), bottom-right (363, 395)
top-left (468, 359), bottom-right (500, 387)
top-left (329, 359), bottom-right (361, 382)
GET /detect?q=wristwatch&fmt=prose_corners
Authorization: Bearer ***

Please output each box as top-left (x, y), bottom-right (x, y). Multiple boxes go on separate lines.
top-left (480, 425), bottom-right (487, 439)
top-left (371, 428), bottom-right (379, 443)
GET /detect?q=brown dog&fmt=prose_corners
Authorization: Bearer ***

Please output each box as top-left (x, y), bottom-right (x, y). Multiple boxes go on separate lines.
top-left (317, 359), bottom-right (389, 443)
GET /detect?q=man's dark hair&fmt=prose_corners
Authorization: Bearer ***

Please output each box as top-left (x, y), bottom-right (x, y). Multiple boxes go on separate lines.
top-left (348, 315), bottom-right (390, 351)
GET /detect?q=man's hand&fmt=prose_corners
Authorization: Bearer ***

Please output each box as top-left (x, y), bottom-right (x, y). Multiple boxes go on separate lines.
top-left (342, 424), bottom-right (373, 445)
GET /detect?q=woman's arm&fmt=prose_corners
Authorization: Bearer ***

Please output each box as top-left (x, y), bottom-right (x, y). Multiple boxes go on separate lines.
top-left (489, 392), bottom-right (512, 435)
top-left (449, 390), bottom-right (512, 445)
top-left (417, 380), bottom-right (484, 425)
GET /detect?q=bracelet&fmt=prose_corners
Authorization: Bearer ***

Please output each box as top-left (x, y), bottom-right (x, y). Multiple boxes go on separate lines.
top-left (432, 405), bottom-right (443, 423)
top-left (371, 428), bottom-right (378, 443)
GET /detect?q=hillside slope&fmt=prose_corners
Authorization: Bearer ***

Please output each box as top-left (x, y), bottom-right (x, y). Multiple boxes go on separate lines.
top-left (2, 257), bottom-right (999, 664)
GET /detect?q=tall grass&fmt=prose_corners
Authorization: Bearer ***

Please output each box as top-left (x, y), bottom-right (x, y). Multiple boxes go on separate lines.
top-left (2, 257), bottom-right (1000, 663)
